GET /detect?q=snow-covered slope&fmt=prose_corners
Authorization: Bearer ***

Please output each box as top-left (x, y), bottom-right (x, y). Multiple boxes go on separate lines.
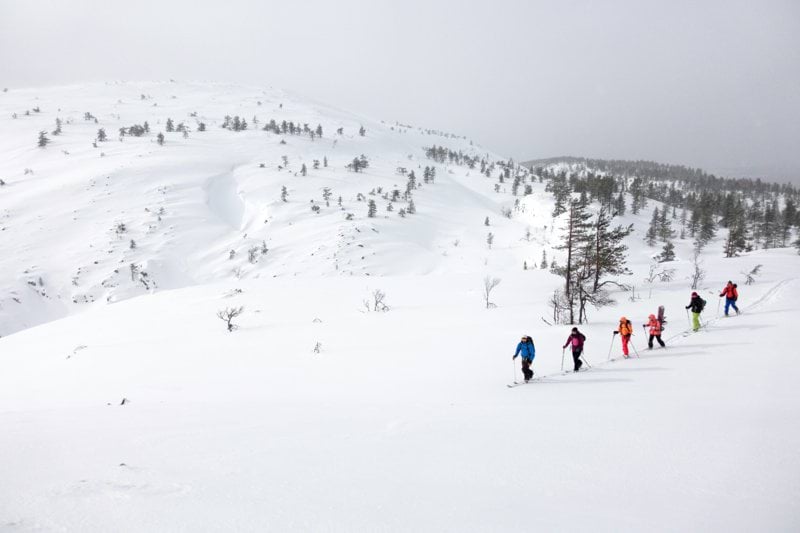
top-left (1, 81), bottom-right (534, 336)
top-left (2, 250), bottom-right (799, 531)
top-left (2, 82), bottom-right (799, 531)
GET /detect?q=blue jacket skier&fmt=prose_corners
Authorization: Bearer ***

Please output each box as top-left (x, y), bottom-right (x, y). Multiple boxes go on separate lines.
top-left (513, 335), bottom-right (536, 382)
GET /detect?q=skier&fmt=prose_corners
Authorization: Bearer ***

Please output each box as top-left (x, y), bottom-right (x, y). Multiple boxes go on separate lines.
top-left (644, 313), bottom-right (666, 349)
top-left (562, 327), bottom-right (586, 372)
top-left (513, 335), bottom-right (536, 382)
top-left (719, 281), bottom-right (739, 316)
top-left (613, 316), bottom-right (633, 358)
top-left (685, 291), bottom-right (706, 332)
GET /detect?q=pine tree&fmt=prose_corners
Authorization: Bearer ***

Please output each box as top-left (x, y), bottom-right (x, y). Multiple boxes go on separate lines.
top-left (615, 191), bottom-right (626, 216)
top-left (761, 200), bottom-right (779, 249)
top-left (549, 173), bottom-right (571, 217)
top-left (646, 207), bottom-right (659, 246)
top-left (281, 186), bottom-right (288, 202)
top-left (555, 198), bottom-right (593, 324)
top-left (701, 197), bottom-right (718, 244)
top-left (723, 200), bottom-right (748, 257)
top-left (487, 232), bottom-right (494, 249)
top-left (780, 197), bottom-right (797, 247)
top-left (367, 199), bottom-right (377, 218)
top-left (540, 250), bottom-right (548, 269)
top-left (407, 171), bottom-right (416, 192)
top-left (658, 205), bottom-right (674, 242)
top-left (156, 132), bottom-right (165, 145)
top-left (591, 208), bottom-right (633, 292)
top-left (96, 128), bottom-right (107, 142)
top-left (484, 217), bottom-right (490, 226)
top-left (166, 118), bottom-right (174, 132)
top-left (301, 163), bottom-right (307, 176)
top-left (747, 199), bottom-right (764, 245)
top-left (37, 131), bottom-right (49, 148)
top-left (658, 241), bottom-right (676, 262)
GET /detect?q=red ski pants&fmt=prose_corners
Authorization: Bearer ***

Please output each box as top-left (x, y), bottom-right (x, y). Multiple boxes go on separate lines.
top-left (621, 334), bottom-right (631, 356)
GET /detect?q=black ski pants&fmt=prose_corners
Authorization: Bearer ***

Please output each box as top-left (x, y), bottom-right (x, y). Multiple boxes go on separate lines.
top-left (572, 347), bottom-right (583, 371)
top-left (648, 334), bottom-right (665, 349)
top-left (520, 358), bottom-right (533, 381)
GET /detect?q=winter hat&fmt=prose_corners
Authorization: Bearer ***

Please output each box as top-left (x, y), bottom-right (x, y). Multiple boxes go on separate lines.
top-left (649, 314), bottom-right (656, 319)
top-left (691, 292), bottom-right (698, 297)
top-left (571, 327), bottom-right (578, 333)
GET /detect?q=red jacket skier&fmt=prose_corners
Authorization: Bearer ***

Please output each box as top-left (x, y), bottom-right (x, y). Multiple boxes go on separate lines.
top-left (720, 281), bottom-right (739, 316)
top-left (644, 313), bottom-right (666, 349)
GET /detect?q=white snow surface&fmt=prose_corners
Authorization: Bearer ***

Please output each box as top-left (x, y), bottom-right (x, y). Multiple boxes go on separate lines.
top-left (1, 82), bottom-right (799, 531)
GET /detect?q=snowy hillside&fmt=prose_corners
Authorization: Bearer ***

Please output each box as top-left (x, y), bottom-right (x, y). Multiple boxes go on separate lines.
top-left (1, 81), bottom-right (545, 336)
top-left (2, 83), bottom-right (799, 531)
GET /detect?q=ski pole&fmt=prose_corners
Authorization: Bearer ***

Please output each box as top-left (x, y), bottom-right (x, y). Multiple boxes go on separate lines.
top-left (685, 308), bottom-right (690, 327)
top-left (512, 357), bottom-right (517, 383)
top-left (581, 350), bottom-right (592, 368)
top-left (607, 332), bottom-right (617, 361)
top-left (630, 338), bottom-right (641, 358)
top-left (716, 297), bottom-right (721, 317)
top-left (561, 348), bottom-right (566, 372)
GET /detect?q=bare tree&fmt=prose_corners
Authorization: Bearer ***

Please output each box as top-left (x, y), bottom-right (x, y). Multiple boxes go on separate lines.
top-left (217, 306), bottom-right (244, 332)
top-left (549, 289), bottom-right (568, 324)
top-left (690, 250), bottom-right (706, 290)
top-left (371, 289), bottom-right (389, 312)
top-left (741, 264), bottom-right (762, 285)
top-left (644, 261), bottom-right (677, 298)
top-left (483, 276), bottom-right (501, 309)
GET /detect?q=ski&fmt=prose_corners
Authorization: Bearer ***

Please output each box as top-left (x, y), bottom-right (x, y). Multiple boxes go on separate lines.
top-left (507, 375), bottom-right (544, 387)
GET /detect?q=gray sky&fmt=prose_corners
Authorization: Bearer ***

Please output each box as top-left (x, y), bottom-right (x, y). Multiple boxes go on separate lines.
top-left (2, 0), bottom-right (799, 183)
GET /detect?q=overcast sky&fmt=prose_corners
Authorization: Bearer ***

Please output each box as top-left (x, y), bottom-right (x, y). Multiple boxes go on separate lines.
top-left (2, 0), bottom-right (799, 182)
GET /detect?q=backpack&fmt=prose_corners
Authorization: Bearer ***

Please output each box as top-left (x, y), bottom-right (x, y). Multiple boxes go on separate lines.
top-left (698, 297), bottom-right (706, 312)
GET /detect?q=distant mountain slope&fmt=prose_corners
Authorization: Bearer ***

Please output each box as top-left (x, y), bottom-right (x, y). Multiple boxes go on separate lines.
top-left (0, 82), bottom-right (545, 335)
top-left (524, 156), bottom-right (799, 195)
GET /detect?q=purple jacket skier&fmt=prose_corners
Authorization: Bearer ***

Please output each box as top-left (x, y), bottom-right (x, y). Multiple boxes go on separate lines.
top-left (562, 327), bottom-right (586, 372)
